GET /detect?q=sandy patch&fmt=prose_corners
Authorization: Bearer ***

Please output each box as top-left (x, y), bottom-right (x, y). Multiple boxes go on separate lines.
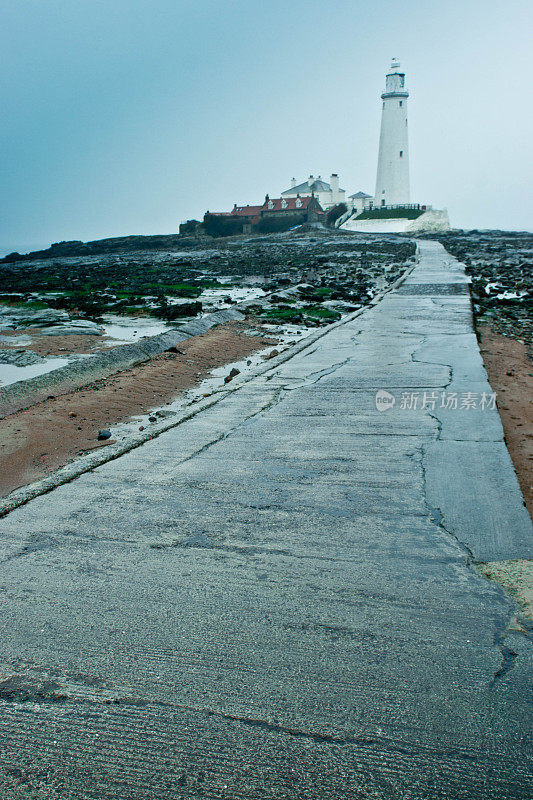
top-left (0, 328), bottom-right (109, 355)
top-left (0, 321), bottom-right (276, 496)
top-left (476, 560), bottom-right (533, 621)
top-left (478, 324), bottom-right (533, 518)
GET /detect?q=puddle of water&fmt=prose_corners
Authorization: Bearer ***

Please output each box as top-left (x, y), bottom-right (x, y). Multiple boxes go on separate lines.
top-left (101, 315), bottom-right (173, 345)
top-left (0, 357), bottom-right (71, 387)
top-left (200, 287), bottom-right (265, 310)
top-left (101, 288), bottom-right (265, 345)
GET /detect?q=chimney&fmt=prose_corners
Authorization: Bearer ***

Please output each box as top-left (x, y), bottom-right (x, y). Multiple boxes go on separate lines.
top-left (330, 173), bottom-right (339, 194)
top-left (265, 194), bottom-right (269, 203)
top-left (308, 174), bottom-right (314, 187)
top-left (291, 177), bottom-right (296, 188)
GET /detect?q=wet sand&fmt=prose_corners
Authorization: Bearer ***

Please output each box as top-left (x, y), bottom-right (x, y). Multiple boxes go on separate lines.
top-left (0, 328), bottom-right (110, 355)
top-left (477, 559), bottom-right (533, 622)
top-left (478, 324), bottom-right (533, 517)
top-left (0, 321), bottom-right (276, 496)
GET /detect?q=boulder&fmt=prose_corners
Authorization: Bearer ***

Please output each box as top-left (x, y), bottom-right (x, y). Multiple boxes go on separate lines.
top-left (0, 349), bottom-right (45, 366)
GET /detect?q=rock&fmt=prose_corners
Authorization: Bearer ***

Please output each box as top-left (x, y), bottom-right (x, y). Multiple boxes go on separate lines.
top-left (295, 283), bottom-right (316, 294)
top-left (154, 301), bottom-right (202, 320)
top-left (148, 416), bottom-right (157, 422)
top-left (224, 367), bottom-right (240, 384)
top-left (97, 430), bottom-right (112, 440)
top-left (266, 349), bottom-right (280, 359)
top-left (0, 348), bottom-right (45, 366)
top-left (37, 320), bottom-right (103, 336)
top-left (0, 334), bottom-right (33, 347)
top-left (243, 303), bottom-right (266, 314)
top-left (0, 305), bottom-right (103, 336)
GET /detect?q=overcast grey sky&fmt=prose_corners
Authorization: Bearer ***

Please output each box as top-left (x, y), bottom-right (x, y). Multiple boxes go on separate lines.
top-left (1, 0), bottom-right (532, 253)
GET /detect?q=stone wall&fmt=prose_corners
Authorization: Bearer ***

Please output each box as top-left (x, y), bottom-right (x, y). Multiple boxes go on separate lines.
top-left (341, 208), bottom-right (450, 234)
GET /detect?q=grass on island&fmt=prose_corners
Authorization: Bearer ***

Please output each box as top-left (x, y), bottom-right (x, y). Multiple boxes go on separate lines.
top-left (356, 207), bottom-right (425, 220)
top-left (258, 305), bottom-right (341, 325)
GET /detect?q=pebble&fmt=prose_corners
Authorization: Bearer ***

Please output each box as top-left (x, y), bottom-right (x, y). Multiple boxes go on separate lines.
top-left (97, 430), bottom-right (112, 440)
top-left (224, 367), bottom-right (240, 384)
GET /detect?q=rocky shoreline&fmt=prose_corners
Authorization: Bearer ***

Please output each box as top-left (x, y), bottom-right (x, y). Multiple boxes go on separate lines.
top-left (0, 229), bottom-right (416, 327)
top-left (437, 230), bottom-right (532, 350)
top-left (0, 307), bottom-right (245, 418)
top-left (0, 229), bottom-right (416, 391)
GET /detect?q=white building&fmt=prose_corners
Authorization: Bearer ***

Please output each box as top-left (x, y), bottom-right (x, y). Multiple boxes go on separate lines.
top-left (340, 60), bottom-right (450, 233)
top-left (374, 58), bottom-right (410, 207)
top-left (281, 174), bottom-right (346, 210)
top-left (348, 191), bottom-right (373, 215)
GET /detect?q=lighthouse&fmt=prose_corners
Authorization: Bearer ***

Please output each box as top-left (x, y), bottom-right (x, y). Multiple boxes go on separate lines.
top-left (374, 59), bottom-right (410, 207)
top-left (340, 61), bottom-right (450, 232)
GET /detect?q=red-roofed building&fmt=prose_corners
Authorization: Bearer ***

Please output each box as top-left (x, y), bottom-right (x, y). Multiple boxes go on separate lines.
top-left (230, 204), bottom-right (263, 221)
top-left (204, 192), bottom-right (324, 235)
top-left (260, 194), bottom-right (323, 219)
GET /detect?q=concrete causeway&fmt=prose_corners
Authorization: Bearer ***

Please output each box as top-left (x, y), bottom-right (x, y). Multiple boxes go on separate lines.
top-left (0, 241), bottom-right (531, 798)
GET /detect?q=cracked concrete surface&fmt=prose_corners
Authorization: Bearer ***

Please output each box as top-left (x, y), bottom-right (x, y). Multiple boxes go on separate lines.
top-left (0, 241), bottom-right (531, 798)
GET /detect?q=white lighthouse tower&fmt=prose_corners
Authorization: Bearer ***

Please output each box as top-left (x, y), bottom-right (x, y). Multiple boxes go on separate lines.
top-left (374, 59), bottom-right (410, 207)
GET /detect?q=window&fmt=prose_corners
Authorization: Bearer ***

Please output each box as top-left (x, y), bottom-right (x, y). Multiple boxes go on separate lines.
top-left (382, 189), bottom-right (385, 194)
top-left (399, 151), bottom-right (403, 157)
top-left (399, 101), bottom-right (403, 107)
top-left (381, 199), bottom-right (385, 206)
